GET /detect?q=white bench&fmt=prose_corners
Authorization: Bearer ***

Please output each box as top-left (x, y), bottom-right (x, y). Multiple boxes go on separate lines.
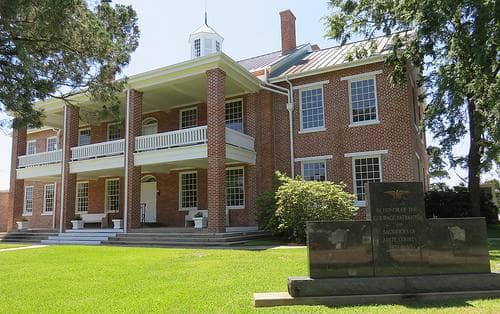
top-left (80, 213), bottom-right (106, 224)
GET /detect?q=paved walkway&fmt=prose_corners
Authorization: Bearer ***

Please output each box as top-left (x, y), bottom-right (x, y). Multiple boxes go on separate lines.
top-left (0, 245), bottom-right (47, 252)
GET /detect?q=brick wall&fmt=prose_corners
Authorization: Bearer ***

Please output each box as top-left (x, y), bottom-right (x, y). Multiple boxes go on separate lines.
top-left (0, 191), bottom-right (9, 231)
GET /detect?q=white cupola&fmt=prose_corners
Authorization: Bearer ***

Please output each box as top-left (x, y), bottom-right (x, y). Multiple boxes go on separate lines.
top-left (189, 13), bottom-right (223, 59)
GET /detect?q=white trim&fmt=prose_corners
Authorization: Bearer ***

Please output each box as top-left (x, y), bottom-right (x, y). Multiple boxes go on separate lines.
top-left (347, 75), bottom-right (380, 126)
top-left (124, 90), bottom-right (130, 232)
top-left (23, 185), bottom-right (34, 216)
top-left (350, 154), bottom-right (384, 208)
top-left (178, 170), bottom-right (198, 211)
top-left (299, 85), bottom-right (326, 133)
top-left (295, 155), bottom-right (333, 162)
top-left (43, 183), bottom-right (56, 214)
top-left (107, 122), bottom-right (121, 141)
top-left (46, 136), bottom-right (58, 152)
top-left (225, 166), bottom-right (245, 210)
top-left (293, 80), bottom-right (330, 90)
top-left (75, 181), bottom-right (89, 214)
top-left (340, 70), bottom-right (383, 81)
top-left (26, 140), bottom-right (37, 155)
top-left (179, 106), bottom-right (198, 129)
top-left (105, 178), bottom-right (120, 213)
top-left (344, 150), bottom-right (388, 158)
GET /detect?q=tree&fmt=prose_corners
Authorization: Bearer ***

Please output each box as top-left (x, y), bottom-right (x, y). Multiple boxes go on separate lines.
top-left (0, 0), bottom-right (140, 128)
top-left (325, 0), bottom-right (499, 216)
top-left (427, 145), bottom-right (450, 180)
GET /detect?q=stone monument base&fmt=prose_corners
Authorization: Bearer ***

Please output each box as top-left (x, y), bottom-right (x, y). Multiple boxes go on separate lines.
top-left (253, 273), bottom-right (500, 307)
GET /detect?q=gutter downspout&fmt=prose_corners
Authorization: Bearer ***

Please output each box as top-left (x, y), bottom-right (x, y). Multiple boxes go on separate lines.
top-left (284, 77), bottom-right (295, 178)
top-left (123, 89), bottom-right (130, 233)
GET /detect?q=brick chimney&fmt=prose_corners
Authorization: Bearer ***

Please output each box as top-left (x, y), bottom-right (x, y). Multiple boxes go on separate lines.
top-left (279, 10), bottom-right (296, 55)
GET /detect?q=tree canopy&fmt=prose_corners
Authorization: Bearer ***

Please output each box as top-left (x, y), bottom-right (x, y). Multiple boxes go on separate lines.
top-left (0, 0), bottom-right (140, 128)
top-left (325, 0), bottom-right (499, 216)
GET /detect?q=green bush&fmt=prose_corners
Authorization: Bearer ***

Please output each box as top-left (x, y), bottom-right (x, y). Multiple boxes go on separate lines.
top-left (256, 173), bottom-right (286, 233)
top-left (425, 186), bottom-right (499, 224)
top-left (275, 174), bottom-right (357, 242)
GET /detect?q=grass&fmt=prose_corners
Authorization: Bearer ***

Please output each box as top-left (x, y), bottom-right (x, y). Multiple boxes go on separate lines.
top-left (0, 243), bottom-right (499, 313)
top-left (0, 243), bottom-right (29, 249)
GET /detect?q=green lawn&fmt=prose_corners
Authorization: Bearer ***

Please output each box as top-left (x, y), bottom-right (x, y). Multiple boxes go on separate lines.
top-left (0, 243), bottom-right (29, 249)
top-left (0, 243), bottom-right (499, 313)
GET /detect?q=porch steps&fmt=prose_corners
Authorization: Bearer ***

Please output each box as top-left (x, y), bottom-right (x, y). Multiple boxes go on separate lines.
top-left (0, 230), bottom-right (58, 243)
top-left (41, 229), bottom-right (121, 245)
top-left (103, 231), bottom-right (271, 247)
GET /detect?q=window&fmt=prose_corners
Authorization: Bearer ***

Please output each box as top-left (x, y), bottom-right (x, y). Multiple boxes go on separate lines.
top-left (353, 156), bottom-right (382, 205)
top-left (194, 39), bottom-right (201, 57)
top-left (105, 179), bottom-right (120, 212)
top-left (79, 128), bottom-right (91, 146)
top-left (179, 171), bottom-right (197, 210)
top-left (204, 39), bottom-right (213, 53)
top-left (225, 100), bottom-right (243, 132)
top-left (142, 118), bottom-right (158, 135)
top-left (180, 107), bottom-right (198, 129)
top-left (107, 123), bottom-right (121, 141)
top-left (76, 182), bottom-right (89, 213)
top-left (350, 78), bottom-right (378, 124)
top-left (23, 186), bottom-right (34, 215)
top-left (46, 137), bottom-right (58, 152)
top-left (26, 140), bottom-right (36, 155)
top-left (216, 41), bottom-right (221, 52)
top-left (300, 87), bottom-right (325, 131)
top-left (43, 183), bottom-right (55, 214)
top-left (302, 161), bottom-right (326, 181)
top-left (226, 167), bottom-right (244, 208)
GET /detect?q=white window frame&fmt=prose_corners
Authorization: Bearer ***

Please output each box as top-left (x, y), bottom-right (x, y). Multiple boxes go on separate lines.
top-left (23, 186), bottom-right (34, 216)
top-left (107, 122), bottom-right (121, 141)
top-left (178, 170), bottom-right (198, 211)
top-left (78, 128), bottom-right (91, 146)
top-left (296, 155), bottom-right (332, 181)
top-left (179, 107), bottom-right (198, 129)
top-left (76, 181), bottom-right (89, 214)
top-left (298, 85), bottom-right (326, 133)
top-left (344, 72), bottom-right (381, 127)
top-left (225, 166), bottom-right (245, 210)
top-left (46, 136), bottom-right (58, 152)
top-left (105, 178), bottom-right (120, 213)
top-left (42, 183), bottom-right (56, 215)
top-left (225, 99), bottom-right (244, 133)
top-left (348, 151), bottom-right (385, 207)
top-left (26, 140), bottom-right (37, 155)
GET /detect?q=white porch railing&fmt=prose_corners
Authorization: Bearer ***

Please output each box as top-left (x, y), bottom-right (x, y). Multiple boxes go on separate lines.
top-left (71, 139), bottom-right (125, 160)
top-left (135, 126), bottom-right (207, 152)
top-left (18, 150), bottom-right (62, 168)
top-left (225, 128), bottom-right (255, 151)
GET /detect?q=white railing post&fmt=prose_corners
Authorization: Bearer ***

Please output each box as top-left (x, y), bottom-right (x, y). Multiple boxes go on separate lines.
top-left (70, 139), bottom-right (125, 161)
top-left (17, 149), bottom-right (63, 168)
top-left (135, 126), bottom-right (208, 152)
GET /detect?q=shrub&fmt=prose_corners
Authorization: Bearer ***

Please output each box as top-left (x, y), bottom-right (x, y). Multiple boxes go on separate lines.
top-left (256, 172), bottom-right (286, 233)
top-left (275, 174), bottom-right (357, 242)
top-left (425, 186), bottom-right (499, 224)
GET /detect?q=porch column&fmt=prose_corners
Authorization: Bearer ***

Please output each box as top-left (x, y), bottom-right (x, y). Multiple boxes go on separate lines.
top-left (60, 105), bottom-right (79, 232)
top-left (125, 89), bottom-right (142, 231)
top-left (7, 123), bottom-right (26, 231)
top-left (206, 68), bottom-right (226, 233)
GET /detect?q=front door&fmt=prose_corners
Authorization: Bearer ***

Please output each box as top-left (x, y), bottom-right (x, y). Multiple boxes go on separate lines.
top-left (140, 181), bottom-right (157, 223)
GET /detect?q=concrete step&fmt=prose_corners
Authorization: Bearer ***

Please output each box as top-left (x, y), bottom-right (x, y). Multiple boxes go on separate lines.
top-left (116, 231), bottom-right (269, 239)
top-left (102, 240), bottom-right (247, 247)
top-left (111, 234), bottom-right (265, 243)
top-left (66, 229), bottom-right (124, 233)
top-left (41, 239), bottom-right (102, 245)
top-left (48, 236), bottom-right (111, 241)
top-left (57, 232), bottom-right (117, 237)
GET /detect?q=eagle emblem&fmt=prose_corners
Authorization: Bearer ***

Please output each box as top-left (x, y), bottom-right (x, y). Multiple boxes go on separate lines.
top-left (384, 189), bottom-right (410, 200)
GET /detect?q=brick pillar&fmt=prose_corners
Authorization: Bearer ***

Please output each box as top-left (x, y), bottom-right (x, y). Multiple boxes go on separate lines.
top-left (256, 91), bottom-right (275, 194)
top-left (244, 93), bottom-right (259, 226)
top-left (7, 124), bottom-right (26, 231)
top-left (60, 105), bottom-right (79, 231)
top-left (206, 68), bottom-right (226, 233)
top-left (126, 89), bottom-right (142, 230)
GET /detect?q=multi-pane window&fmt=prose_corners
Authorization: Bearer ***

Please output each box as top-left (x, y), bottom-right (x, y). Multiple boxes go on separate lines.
top-left (302, 161), bottom-right (326, 181)
top-left (76, 182), bottom-right (89, 213)
top-left (26, 140), bottom-right (36, 155)
top-left (350, 78), bottom-right (378, 123)
top-left (194, 39), bottom-right (201, 57)
top-left (24, 186), bottom-right (34, 215)
top-left (180, 108), bottom-right (198, 129)
top-left (79, 128), bottom-right (91, 146)
top-left (105, 179), bottom-right (120, 212)
top-left (226, 167), bottom-right (244, 208)
top-left (353, 156), bottom-right (381, 203)
top-left (216, 41), bottom-right (221, 52)
top-left (142, 118), bottom-right (158, 135)
top-left (46, 137), bottom-right (58, 152)
top-left (43, 184), bottom-right (55, 213)
top-left (107, 123), bottom-right (121, 141)
top-left (225, 101), bottom-right (243, 132)
top-left (179, 172), bottom-right (197, 210)
top-left (300, 87), bottom-right (325, 131)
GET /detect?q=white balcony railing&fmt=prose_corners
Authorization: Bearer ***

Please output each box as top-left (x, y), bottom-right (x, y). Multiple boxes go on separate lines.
top-left (225, 128), bottom-right (255, 151)
top-left (135, 126), bottom-right (207, 152)
top-left (18, 150), bottom-right (62, 168)
top-left (71, 139), bottom-right (125, 161)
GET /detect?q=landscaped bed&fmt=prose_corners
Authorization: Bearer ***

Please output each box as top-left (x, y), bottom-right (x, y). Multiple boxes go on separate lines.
top-left (0, 242), bottom-right (499, 313)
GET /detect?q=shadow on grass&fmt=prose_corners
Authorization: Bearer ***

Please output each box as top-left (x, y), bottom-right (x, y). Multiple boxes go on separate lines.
top-left (322, 298), bottom-right (481, 311)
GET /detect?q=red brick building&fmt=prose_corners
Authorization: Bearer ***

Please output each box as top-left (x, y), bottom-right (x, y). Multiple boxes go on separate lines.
top-left (3, 10), bottom-right (428, 233)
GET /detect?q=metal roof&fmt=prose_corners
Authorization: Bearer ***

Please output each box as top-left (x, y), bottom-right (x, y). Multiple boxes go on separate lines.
top-left (238, 50), bottom-right (283, 72)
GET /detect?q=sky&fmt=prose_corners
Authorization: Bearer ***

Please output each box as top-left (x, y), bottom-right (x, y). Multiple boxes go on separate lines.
top-left (0, 0), bottom-right (496, 189)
